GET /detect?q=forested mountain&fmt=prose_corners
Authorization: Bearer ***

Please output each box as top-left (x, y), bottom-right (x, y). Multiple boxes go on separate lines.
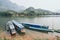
top-left (23, 7), bottom-right (56, 15)
top-left (0, 0), bottom-right (25, 12)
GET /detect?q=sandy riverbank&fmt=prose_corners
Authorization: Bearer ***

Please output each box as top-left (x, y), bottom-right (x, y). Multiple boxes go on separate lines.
top-left (0, 29), bottom-right (60, 40)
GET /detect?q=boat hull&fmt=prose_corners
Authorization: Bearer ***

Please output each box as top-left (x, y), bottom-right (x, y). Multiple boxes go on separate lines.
top-left (22, 23), bottom-right (53, 32)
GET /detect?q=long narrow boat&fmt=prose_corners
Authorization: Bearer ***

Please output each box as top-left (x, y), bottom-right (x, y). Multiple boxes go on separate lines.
top-left (12, 20), bottom-right (25, 34)
top-left (6, 21), bottom-right (16, 35)
top-left (22, 23), bottom-right (53, 32)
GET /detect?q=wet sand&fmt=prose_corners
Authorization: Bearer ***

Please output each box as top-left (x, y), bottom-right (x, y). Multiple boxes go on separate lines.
top-left (0, 29), bottom-right (60, 40)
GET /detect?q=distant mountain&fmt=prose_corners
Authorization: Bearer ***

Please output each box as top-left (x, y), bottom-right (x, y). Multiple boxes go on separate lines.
top-left (0, 0), bottom-right (25, 12)
top-left (26, 7), bottom-right (35, 11)
top-left (55, 10), bottom-right (60, 13)
top-left (24, 7), bottom-right (55, 15)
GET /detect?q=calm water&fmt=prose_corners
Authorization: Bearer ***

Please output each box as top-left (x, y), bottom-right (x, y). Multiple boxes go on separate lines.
top-left (0, 16), bottom-right (60, 30)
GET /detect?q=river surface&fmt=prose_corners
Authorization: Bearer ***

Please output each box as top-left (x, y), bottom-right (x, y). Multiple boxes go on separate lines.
top-left (0, 16), bottom-right (60, 30)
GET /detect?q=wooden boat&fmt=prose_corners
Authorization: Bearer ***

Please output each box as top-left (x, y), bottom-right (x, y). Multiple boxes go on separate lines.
top-left (6, 21), bottom-right (16, 35)
top-left (12, 20), bottom-right (25, 34)
top-left (22, 23), bottom-right (53, 32)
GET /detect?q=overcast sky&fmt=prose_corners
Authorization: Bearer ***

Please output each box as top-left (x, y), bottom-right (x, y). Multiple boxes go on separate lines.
top-left (10, 0), bottom-right (60, 12)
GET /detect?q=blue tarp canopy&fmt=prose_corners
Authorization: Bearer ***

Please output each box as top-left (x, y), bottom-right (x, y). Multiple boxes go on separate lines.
top-left (12, 20), bottom-right (24, 28)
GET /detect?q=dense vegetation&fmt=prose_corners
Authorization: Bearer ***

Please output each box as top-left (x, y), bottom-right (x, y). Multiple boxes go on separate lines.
top-left (0, 7), bottom-right (60, 17)
top-left (0, 10), bottom-right (17, 17)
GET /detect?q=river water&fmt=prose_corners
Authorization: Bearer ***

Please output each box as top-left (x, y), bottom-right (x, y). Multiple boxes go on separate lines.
top-left (0, 16), bottom-right (60, 30)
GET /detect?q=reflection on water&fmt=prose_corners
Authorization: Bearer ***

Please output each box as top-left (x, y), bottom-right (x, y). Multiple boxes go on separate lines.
top-left (16, 17), bottom-right (60, 30)
top-left (0, 16), bottom-right (60, 30)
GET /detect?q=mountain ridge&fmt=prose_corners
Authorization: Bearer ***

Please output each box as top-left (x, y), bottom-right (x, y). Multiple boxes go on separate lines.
top-left (0, 0), bottom-right (25, 12)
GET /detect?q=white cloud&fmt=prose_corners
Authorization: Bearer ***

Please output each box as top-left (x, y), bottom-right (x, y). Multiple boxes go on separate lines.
top-left (10, 0), bottom-right (60, 12)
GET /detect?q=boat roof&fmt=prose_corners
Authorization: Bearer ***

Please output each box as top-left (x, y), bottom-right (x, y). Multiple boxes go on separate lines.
top-left (7, 21), bottom-right (15, 29)
top-left (12, 20), bottom-right (24, 28)
top-left (22, 23), bottom-right (49, 27)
